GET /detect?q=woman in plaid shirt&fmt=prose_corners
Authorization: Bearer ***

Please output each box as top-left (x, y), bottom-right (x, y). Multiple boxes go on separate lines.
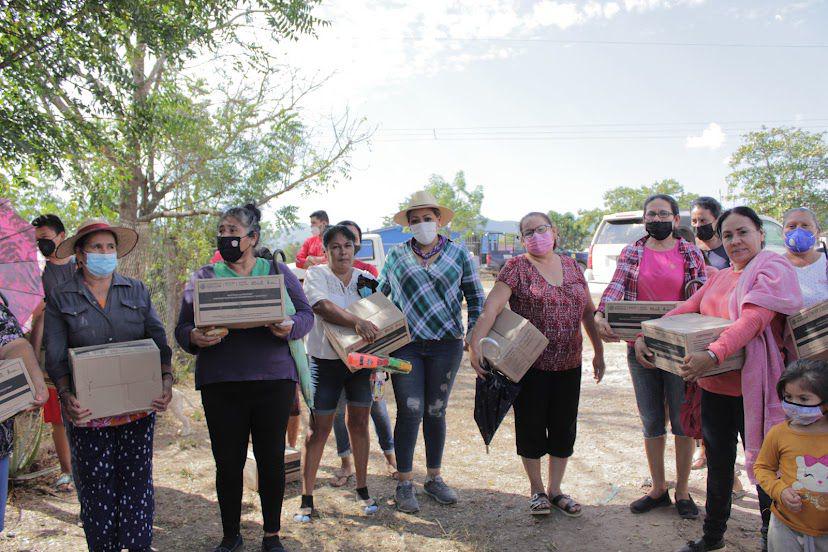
top-left (379, 191), bottom-right (485, 514)
top-left (594, 194), bottom-right (707, 520)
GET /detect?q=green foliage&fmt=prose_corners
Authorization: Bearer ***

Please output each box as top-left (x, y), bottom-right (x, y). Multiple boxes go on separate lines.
top-left (388, 171), bottom-right (486, 237)
top-left (602, 178), bottom-right (693, 213)
top-left (547, 210), bottom-right (593, 251)
top-left (727, 127), bottom-right (828, 222)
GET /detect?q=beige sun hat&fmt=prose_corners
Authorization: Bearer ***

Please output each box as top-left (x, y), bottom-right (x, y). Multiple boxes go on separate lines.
top-left (392, 190), bottom-right (454, 227)
top-left (56, 218), bottom-right (139, 259)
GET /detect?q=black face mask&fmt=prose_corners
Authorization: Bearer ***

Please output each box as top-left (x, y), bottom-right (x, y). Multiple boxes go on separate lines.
top-left (37, 238), bottom-right (56, 257)
top-left (645, 221), bottom-right (674, 241)
top-left (216, 235), bottom-right (249, 263)
top-left (694, 223), bottom-right (716, 242)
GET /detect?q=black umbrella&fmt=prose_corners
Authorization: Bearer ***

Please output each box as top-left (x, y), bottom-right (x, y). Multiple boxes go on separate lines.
top-left (473, 338), bottom-right (522, 453)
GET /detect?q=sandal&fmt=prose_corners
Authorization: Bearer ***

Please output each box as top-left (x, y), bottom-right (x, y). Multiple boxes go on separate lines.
top-left (691, 456), bottom-right (707, 470)
top-left (293, 506), bottom-right (314, 523)
top-left (551, 494), bottom-right (583, 518)
top-left (361, 497), bottom-right (379, 515)
top-left (330, 473), bottom-right (354, 488)
top-left (530, 492), bottom-right (552, 516)
top-left (53, 473), bottom-right (74, 493)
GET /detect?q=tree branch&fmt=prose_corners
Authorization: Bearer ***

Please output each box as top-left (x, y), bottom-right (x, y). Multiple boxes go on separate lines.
top-left (138, 208), bottom-right (221, 222)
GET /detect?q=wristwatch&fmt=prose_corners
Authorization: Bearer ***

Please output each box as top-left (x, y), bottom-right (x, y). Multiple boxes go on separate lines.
top-left (706, 349), bottom-right (718, 363)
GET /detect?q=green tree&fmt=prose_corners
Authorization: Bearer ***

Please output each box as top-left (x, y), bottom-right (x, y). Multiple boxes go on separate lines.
top-left (602, 178), bottom-right (692, 213)
top-left (0, 0), bottom-right (366, 232)
top-left (547, 211), bottom-right (586, 251)
top-left (387, 171), bottom-right (486, 238)
top-left (727, 127), bottom-right (828, 222)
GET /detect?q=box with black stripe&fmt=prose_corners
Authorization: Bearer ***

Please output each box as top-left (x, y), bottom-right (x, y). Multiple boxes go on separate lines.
top-left (788, 300), bottom-right (828, 360)
top-left (0, 358), bottom-right (36, 422)
top-left (641, 313), bottom-right (744, 376)
top-left (605, 301), bottom-right (683, 340)
top-left (194, 275), bottom-right (285, 329)
top-left (323, 292), bottom-right (411, 370)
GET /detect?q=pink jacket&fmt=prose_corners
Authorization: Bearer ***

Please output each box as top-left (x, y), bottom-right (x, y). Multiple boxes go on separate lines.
top-left (730, 251), bottom-right (802, 483)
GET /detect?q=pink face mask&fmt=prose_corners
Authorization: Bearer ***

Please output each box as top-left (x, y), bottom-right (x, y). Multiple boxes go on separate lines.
top-left (524, 231), bottom-right (555, 256)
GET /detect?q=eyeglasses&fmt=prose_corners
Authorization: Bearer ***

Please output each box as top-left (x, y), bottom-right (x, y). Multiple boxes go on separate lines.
top-left (644, 210), bottom-right (675, 221)
top-left (521, 224), bottom-right (552, 238)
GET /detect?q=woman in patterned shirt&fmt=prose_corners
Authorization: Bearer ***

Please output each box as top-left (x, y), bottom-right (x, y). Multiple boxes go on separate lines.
top-left (0, 302), bottom-right (48, 533)
top-left (469, 212), bottom-right (606, 517)
top-left (379, 191), bottom-right (485, 514)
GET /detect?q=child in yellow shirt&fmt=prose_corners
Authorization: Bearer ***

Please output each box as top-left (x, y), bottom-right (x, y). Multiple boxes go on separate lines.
top-left (755, 359), bottom-right (828, 552)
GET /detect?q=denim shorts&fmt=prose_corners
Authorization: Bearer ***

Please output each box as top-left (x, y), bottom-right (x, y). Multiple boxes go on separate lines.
top-left (627, 347), bottom-right (687, 438)
top-left (310, 357), bottom-right (372, 415)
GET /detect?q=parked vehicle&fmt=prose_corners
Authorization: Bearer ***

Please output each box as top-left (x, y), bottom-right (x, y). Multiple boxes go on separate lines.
top-left (287, 232), bottom-right (386, 281)
top-left (479, 232), bottom-right (587, 272)
top-left (583, 210), bottom-right (786, 295)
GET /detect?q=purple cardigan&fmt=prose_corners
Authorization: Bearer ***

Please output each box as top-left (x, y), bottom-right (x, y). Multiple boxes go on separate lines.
top-left (175, 262), bottom-right (313, 389)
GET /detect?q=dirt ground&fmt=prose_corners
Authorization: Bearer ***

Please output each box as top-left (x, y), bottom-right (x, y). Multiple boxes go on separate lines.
top-left (1, 289), bottom-right (766, 551)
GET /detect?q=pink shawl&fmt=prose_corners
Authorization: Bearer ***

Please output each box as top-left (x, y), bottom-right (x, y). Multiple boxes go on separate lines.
top-left (729, 251), bottom-right (803, 483)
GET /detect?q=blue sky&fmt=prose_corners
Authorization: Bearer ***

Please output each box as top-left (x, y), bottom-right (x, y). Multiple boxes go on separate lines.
top-left (274, 0), bottom-right (828, 231)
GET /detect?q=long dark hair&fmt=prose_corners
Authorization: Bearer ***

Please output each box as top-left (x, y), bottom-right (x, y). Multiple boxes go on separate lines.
top-left (777, 360), bottom-right (828, 403)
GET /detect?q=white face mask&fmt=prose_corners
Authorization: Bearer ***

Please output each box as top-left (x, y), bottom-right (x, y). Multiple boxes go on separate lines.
top-left (410, 221), bottom-right (438, 245)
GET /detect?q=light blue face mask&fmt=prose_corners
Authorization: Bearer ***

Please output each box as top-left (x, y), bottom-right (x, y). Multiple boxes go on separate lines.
top-left (85, 253), bottom-right (118, 277)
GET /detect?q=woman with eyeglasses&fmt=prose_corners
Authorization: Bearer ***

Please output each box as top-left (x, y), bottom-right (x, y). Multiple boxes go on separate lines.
top-left (469, 212), bottom-right (605, 517)
top-left (594, 194), bottom-right (707, 521)
top-left (639, 207), bottom-right (803, 552)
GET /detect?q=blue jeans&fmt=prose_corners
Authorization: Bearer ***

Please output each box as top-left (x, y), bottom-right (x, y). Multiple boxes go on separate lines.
top-left (333, 393), bottom-right (394, 457)
top-left (0, 455), bottom-right (8, 533)
top-left (627, 346), bottom-right (686, 438)
top-left (391, 339), bottom-right (464, 474)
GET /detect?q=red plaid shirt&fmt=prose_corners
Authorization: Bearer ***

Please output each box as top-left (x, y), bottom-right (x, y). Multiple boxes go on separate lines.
top-left (597, 236), bottom-right (707, 313)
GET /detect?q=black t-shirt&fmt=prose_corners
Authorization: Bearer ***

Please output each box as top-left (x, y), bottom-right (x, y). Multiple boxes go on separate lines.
top-left (42, 259), bottom-right (75, 299)
top-left (706, 244), bottom-right (730, 270)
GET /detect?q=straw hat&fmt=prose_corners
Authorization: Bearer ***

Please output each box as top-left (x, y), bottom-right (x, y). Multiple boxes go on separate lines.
top-left (392, 190), bottom-right (454, 227)
top-left (56, 219), bottom-right (139, 259)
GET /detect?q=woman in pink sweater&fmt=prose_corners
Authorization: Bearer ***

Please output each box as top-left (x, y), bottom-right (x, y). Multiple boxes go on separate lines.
top-left (634, 206), bottom-right (803, 552)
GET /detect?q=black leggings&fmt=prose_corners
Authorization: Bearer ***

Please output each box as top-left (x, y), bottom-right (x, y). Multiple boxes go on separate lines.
top-left (512, 368), bottom-right (581, 459)
top-left (201, 380), bottom-right (295, 537)
top-left (701, 389), bottom-right (772, 544)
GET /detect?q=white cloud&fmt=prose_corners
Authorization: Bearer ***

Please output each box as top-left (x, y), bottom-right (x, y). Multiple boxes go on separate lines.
top-left (604, 2), bottom-right (622, 18)
top-left (686, 123), bottom-right (726, 150)
top-left (532, 2), bottom-right (584, 29)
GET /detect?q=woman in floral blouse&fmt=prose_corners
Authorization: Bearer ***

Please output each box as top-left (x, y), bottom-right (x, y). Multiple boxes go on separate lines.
top-left (469, 212), bottom-right (605, 517)
top-left (0, 302), bottom-right (48, 532)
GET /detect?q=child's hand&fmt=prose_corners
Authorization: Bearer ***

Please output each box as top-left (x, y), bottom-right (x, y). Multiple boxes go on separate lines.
top-left (780, 487), bottom-right (803, 513)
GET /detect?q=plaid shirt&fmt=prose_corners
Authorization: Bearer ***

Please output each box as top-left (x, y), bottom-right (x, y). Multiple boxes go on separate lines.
top-left (379, 240), bottom-right (484, 341)
top-left (597, 236), bottom-right (707, 313)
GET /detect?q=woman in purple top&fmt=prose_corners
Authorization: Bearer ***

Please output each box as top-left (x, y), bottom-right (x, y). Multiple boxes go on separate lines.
top-left (176, 204), bottom-right (313, 552)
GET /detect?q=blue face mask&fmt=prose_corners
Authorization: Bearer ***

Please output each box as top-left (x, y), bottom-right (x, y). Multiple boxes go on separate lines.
top-left (784, 228), bottom-right (816, 253)
top-left (85, 253), bottom-right (118, 277)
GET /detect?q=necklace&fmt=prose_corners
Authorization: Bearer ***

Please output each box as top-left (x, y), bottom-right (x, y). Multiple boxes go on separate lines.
top-left (411, 235), bottom-right (446, 261)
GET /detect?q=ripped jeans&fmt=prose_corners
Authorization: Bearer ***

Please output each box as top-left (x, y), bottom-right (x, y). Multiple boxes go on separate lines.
top-left (390, 339), bottom-right (464, 474)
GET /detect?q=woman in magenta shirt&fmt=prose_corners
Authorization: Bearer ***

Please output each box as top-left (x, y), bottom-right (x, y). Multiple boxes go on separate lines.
top-left (635, 206), bottom-right (803, 552)
top-left (595, 194), bottom-right (707, 521)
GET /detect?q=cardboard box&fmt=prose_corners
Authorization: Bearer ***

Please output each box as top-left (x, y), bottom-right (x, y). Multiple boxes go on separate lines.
top-left (0, 358), bottom-right (36, 422)
top-left (324, 293), bottom-right (411, 369)
top-left (194, 275), bottom-right (285, 329)
top-left (243, 447), bottom-right (301, 491)
top-left (641, 313), bottom-right (744, 377)
top-left (605, 301), bottom-right (682, 340)
top-left (466, 308), bottom-right (549, 383)
top-left (788, 300), bottom-right (828, 360)
top-left (69, 339), bottom-right (161, 419)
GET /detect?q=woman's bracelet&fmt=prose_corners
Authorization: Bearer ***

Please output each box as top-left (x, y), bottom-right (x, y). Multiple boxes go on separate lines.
top-left (161, 372), bottom-right (176, 384)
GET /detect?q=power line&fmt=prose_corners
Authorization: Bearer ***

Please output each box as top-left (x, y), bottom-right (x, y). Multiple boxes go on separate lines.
top-left (338, 35), bottom-right (828, 49)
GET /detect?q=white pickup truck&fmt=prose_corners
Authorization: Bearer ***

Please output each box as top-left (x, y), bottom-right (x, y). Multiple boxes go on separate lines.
top-left (286, 233), bottom-right (386, 282)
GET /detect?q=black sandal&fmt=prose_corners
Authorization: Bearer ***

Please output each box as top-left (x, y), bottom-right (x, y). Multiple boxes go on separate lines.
top-left (551, 494), bottom-right (583, 518)
top-left (629, 491), bottom-right (671, 514)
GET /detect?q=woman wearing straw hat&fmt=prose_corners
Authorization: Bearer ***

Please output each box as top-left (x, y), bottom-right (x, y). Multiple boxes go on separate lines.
top-left (379, 190), bottom-right (485, 513)
top-left (44, 219), bottom-right (173, 552)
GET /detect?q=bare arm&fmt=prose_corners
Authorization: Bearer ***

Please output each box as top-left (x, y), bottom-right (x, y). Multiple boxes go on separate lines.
top-left (468, 281), bottom-right (512, 377)
top-left (581, 286), bottom-right (606, 382)
top-left (313, 300), bottom-right (379, 343)
top-left (28, 303), bottom-right (45, 355)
